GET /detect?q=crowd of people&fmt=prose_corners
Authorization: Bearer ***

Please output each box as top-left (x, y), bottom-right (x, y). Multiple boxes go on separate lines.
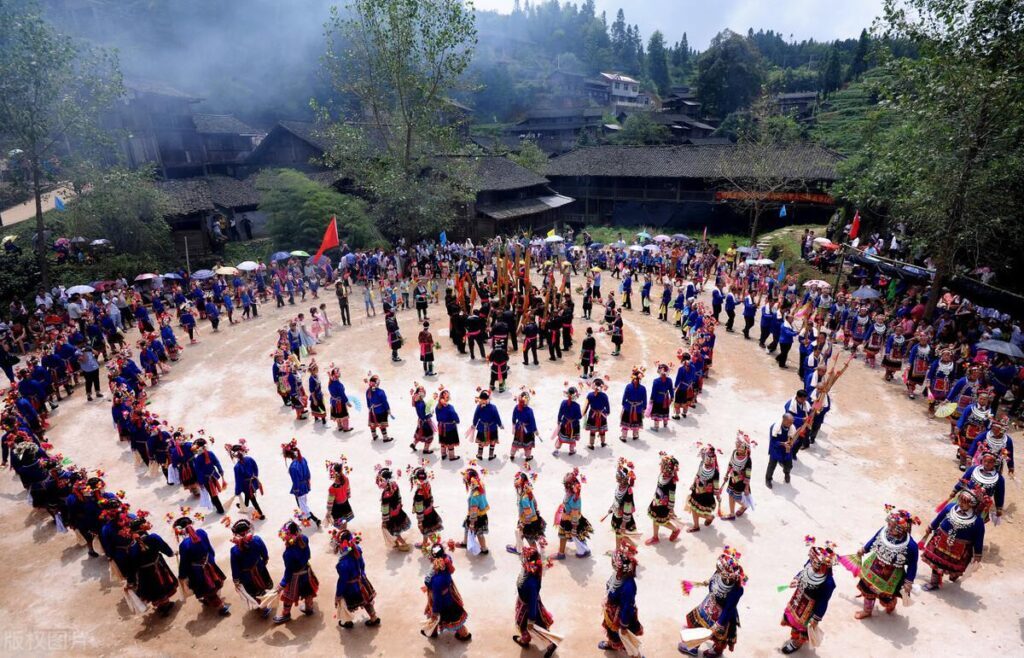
top-left (1, 228), bottom-right (1017, 656)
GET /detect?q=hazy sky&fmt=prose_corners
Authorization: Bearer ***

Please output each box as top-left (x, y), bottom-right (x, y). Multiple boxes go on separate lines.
top-left (473, 0), bottom-right (884, 49)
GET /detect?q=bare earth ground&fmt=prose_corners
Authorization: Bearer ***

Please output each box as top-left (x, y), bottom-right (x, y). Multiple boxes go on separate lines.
top-left (2, 290), bottom-right (1021, 657)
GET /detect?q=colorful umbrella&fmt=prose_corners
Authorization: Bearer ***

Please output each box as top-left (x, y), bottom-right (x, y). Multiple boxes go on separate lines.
top-left (133, 273), bottom-right (159, 282)
top-left (290, 250), bottom-right (311, 258)
top-left (270, 251), bottom-right (291, 262)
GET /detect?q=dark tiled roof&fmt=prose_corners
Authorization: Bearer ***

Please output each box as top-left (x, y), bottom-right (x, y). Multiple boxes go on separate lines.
top-left (156, 179), bottom-right (213, 215)
top-left (518, 107), bottom-right (605, 122)
top-left (467, 156), bottom-right (549, 191)
top-left (193, 113), bottom-right (260, 135)
top-left (206, 176), bottom-right (260, 208)
top-left (126, 79), bottom-right (199, 100)
top-left (278, 120), bottom-right (330, 151)
top-left (776, 92), bottom-right (819, 101)
top-left (546, 144), bottom-right (842, 181)
top-left (156, 176), bottom-right (261, 214)
top-left (435, 155), bottom-right (549, 192)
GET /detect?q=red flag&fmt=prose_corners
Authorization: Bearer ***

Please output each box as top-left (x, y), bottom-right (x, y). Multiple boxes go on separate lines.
top-left (313, 215), bottom-right (339, 263)
top-left (849, 211), bottom-right (861, 240)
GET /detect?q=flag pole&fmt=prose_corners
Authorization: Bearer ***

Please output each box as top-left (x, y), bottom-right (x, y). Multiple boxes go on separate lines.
top-left (185, 236), bottom-right (191, 273)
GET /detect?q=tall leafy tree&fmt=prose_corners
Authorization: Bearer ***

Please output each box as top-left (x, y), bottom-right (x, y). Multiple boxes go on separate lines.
top-left (613, 114), bottom-right (671, 145)
top-left (647, 30), bottom-right (671, 95)
top-left (63, 167), bottom-right (172, 255)
top-left (716, 96), bottom-right (808, 241)
top-left (255, 169), bottom-right (385, 250)
top-left (0, 1), bottom-right (123, 286)
top-left (820, 43), bottom-right (844, 94)
top-left (316, 0), bottom-right (477, 240)
top-left (695, 30), bottom-right (765, 116)
top-left (836, 0), bottom-right (1024, 318)
top-left (846, 29), bottom-right (872, 81)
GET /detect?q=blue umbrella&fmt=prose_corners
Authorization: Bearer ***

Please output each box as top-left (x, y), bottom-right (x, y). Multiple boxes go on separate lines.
top-left (162, 272), bottom-right (183, 280)
top-left (270, 251), bottom-right (291, 262)
top-left (589, 242), bottom-right (604, 249)
top-left (192, 269), bottom-right (215, 280)
top-left (672, 233), bottom-right (688, 241)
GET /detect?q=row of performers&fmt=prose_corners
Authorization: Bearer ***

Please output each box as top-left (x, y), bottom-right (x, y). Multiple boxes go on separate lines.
top-left (268, 359), bottom-right (710, 459)
top-left (4, 420), bottom-right (997, 656)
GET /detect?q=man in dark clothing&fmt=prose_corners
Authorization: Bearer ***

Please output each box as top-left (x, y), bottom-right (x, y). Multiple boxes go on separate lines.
top-left (335, 280), bottom-right (351, 326)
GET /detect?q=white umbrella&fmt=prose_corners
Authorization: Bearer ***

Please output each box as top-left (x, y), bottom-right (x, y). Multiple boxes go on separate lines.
top-left (803, 279), bottom-right (831, 288)
top-left (643, 244), bottom-right (660, 252)
top-left (746, 258), bottom-right (774, 266)
top-left (134, 273), bottom-right (159, 282)
top-left (66, 284), bottom-right (95, 295)
top-left (654, 234), bottom-right (671, 242)
top-left (237, 261), bottom-right (259, 271)
top-left (544, 235), bottom-right (564, 243)
top-left (628, 245), bottom-right (644, 252)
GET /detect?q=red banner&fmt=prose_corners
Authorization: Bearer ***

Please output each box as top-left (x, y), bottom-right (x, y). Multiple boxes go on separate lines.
top-left (714, 191), bottom-right (835, 205)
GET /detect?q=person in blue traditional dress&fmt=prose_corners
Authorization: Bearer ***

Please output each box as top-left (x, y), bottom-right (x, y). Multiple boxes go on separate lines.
top-left (410, 384), bottom-right (435, 455)
top-left (854, 507), bottom-right (919, 619)
top-left (471, 389), bottom-right (503, 462)
top-left (948, 451), bottom-right (1005, 523)
top-left (779, 538), bottom-right (837, 654)
top-left (513, 545), bottom-right (559, 656)
top-left (619, 367), bottom-right (647, 442)
top-left (599, 543), bottom-right (643, 655)
top-left (307, 360), bottom-right (327, 425)
top-left (904, 332), bottom-right (932, 399)
top-left (191, 437), bottom-right (226, 514)
top-left (920, 487), bottom-right (987, 592)
top-left (421, 541), bottom-right (472, 641)
top-left (678, 547), bottom-right (746, 657)
top-left (945, 364), bottom-right (983, 440)
top-left (510, 390), bottom-right (538, 462)
top-left (552, 386), bottom-right (582, 457)
top-left (881, 330), bottom-right (909, 382)
top-left (226, 440), bottom-right (263, 520)
top-left (174, 515), bottom-right (231, 616)
top-left (954, 387), bottom-right (993, 471)
top-left (273, 522), bottom-right (320, 624)
top-left (229, 519), bottom-right (274, 618)
top-left (333, 529), bottom-right (380, 628)
top-left (649, 364), bottom-right (673, 430)
top-left (125, 511), bottom-right (179, 616)
top-left (365, 374), bottom-right (392, 442)
top-left (327, 365), bottom-right (352, 432)
top-left (672, 355), bottom-right (697, 420)
top-left (282, 438), bottom-right (321, 527)
top-left (435, 387), bottom-right (461, 461)
top-left (926, 347), bottom-right (958, 413)
top-left (967, 411), bottom-right (1014, 476)
top-left (584, 378), bottom-right (611, 450)
top-left (766, 413), bottom-right (798, 489)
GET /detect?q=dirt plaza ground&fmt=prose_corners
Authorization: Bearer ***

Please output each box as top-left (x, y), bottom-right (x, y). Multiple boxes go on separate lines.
top-left (1, 289), bottom-right (1021, 657)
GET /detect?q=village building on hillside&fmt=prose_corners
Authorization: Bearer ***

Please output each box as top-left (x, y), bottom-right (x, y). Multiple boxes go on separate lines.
top-left (507, 107), bottom-right (607, 154)
top-left (440, 155), bottom-right (573, 239)
top-left (107, 82), bottom-right (263, 179)
top-left (600, 72), bottom-right (653, 109)
top-left (544, 143), bottom-right (841, 232)
top-left (774, 91), bottom-right (820, 121)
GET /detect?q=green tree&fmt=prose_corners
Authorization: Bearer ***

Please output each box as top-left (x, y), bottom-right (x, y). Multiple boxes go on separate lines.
top-left (647, 31), bottom-right (671, 95)
top-left (613, 114), bottom-right (671, 145)
top-left (63, 167), bottom-right (173, 255)
top-left (820, 44), bottom-right (844, 95)
top-left (695, 30), bottom-right (765, 116)
top-left (0, 1), bottom-right (123, 286)
top-left (836, 0), bottom-right (1024, 319)
top-left (509, 140), bottom-right (549, 174)
top-left (255, 169), bottom-right (386, 250)
top-left (846, 29), bottom-right (872, 81)
top-left (716, 96), bottom-right (808, 241)
top-left (316, 0), bottom-right (477, 240)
